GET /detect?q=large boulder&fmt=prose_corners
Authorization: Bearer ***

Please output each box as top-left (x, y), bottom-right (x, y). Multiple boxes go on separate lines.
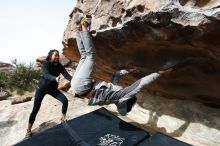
top-left (62, 0), bottom-right (220, 106)
top-left (0, 61), bottom-right (15, 72)
top-left (0, 89), bottom-right (11, 100)
top-left (11, 96), bottom-right (32, 105)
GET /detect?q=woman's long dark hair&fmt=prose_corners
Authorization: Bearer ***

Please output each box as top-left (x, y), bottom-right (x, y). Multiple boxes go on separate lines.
top-left (46, 49), bottom-right (59, 61)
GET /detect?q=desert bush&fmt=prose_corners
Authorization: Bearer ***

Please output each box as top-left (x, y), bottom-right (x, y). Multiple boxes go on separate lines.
top-left (0, 59), bottom-right (40, 95)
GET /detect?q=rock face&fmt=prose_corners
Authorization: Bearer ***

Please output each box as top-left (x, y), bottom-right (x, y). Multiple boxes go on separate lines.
top-left (0, 61), bottom-right (15, 72)
top-left (63, 0), bottom-right (220, 106)
top-left (57, 1), bottom-right (220, 145)
top-left (0, 89), bottom-right (11, 100)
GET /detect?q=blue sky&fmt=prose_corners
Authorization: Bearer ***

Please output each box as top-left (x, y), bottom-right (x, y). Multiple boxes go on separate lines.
top-left (0, 0), bottom-right (76, 64)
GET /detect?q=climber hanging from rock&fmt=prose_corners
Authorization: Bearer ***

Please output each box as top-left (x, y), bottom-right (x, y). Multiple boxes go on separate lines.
top-left (70, 14), bottom-right (173, 116)
top-left (70, 14), bottom-right (96, 98)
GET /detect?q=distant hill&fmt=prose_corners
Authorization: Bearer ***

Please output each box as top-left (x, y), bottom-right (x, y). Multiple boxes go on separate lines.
top-left (0, 61), bottom-right (15, 72)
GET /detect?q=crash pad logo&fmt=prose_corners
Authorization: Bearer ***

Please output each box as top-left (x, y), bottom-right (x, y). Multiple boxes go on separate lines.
top-left (98, 134), bottom-right (125, 146)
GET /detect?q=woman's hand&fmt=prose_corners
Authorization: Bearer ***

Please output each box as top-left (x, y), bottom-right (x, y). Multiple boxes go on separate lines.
top-left (158, 68), bottom-right (173, 76)
top-left (56, 76), bottom-right (60, 82)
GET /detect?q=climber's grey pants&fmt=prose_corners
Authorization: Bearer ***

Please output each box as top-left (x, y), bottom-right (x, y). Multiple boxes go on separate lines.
top-left (88, 73), bottom-right (160, 106)
top-left (71, 31), bottom-right (96, 96)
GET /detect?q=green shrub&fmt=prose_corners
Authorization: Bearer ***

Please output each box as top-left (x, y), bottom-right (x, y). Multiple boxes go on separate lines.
top-left (0, 71), bottom-right (11, 89)
top-left (0, 59), bottom-right (41, 95)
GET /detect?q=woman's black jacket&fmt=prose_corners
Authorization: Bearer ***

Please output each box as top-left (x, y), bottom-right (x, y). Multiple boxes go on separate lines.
top-left (38, 61), bottom-right (72, 89)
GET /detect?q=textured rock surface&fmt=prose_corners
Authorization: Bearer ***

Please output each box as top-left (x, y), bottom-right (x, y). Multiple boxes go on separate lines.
top-left (63, 0), bottom-right (220, 106)
top-left (58, 67), bottom-right (74, 91)
top-left (11, 96), bottom-right (32, 105)
top-left (0, 61), bottom-right (15, 72)
top-left (0, 89), bottom-right (11, 100)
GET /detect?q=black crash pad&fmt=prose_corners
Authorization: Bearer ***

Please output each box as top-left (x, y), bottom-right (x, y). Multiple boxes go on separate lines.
top-left (15, 107), bottom-right (150, 146)
top-left (15, 107), bottom-right (192, 146)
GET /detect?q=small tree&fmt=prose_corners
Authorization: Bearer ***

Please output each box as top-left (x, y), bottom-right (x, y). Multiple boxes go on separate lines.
top-left (0, 71), bottom-right (10, 89)
top-left (1, 59), bottom-right (41, 95)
